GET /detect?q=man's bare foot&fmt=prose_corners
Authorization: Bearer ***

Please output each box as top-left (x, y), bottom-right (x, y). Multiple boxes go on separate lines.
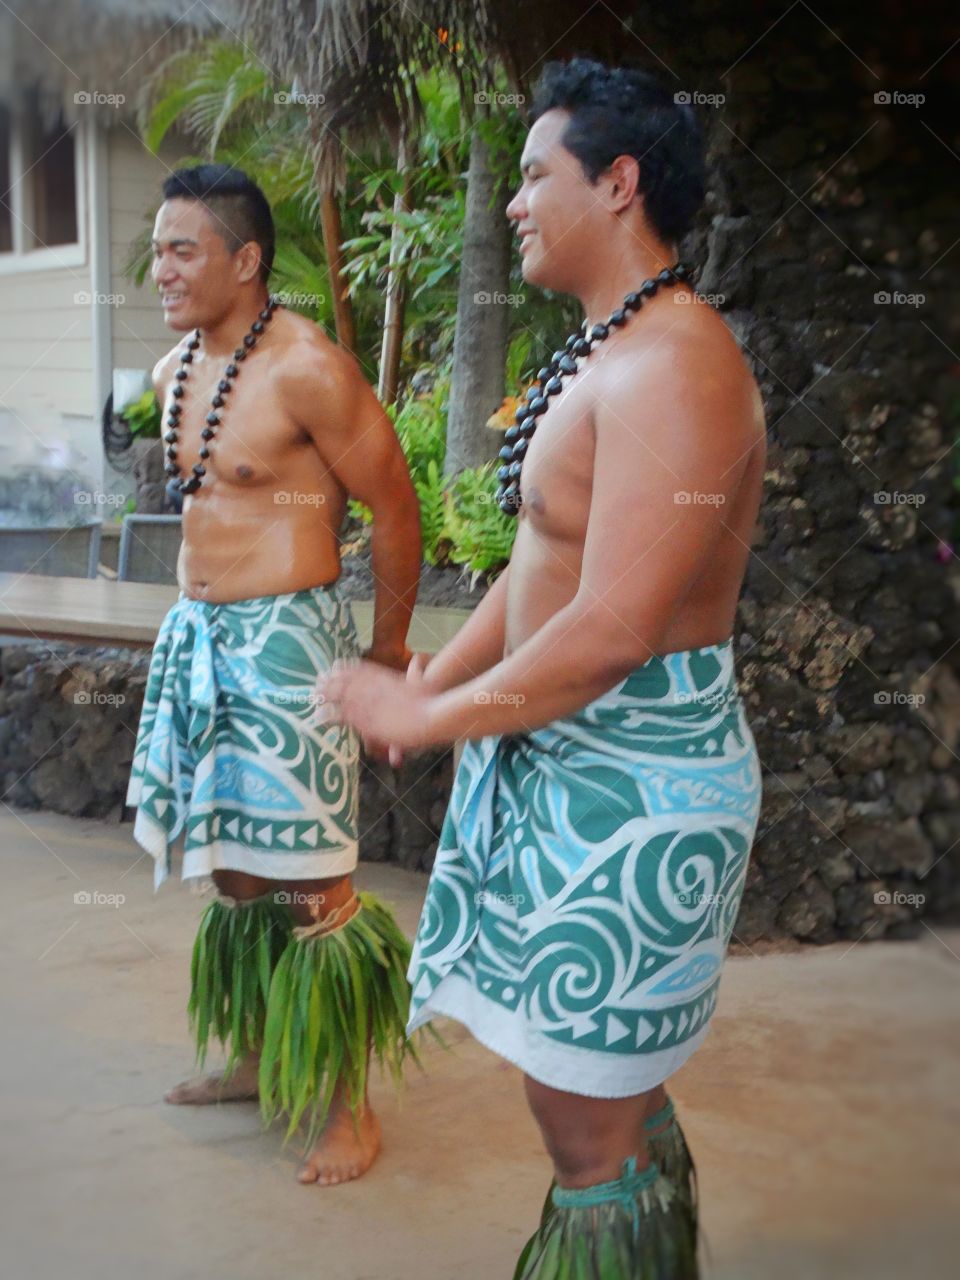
top-left (164, 1053), bottom-right (260, 1105)
top-left (296, 1101), bottom-right (381, 1186)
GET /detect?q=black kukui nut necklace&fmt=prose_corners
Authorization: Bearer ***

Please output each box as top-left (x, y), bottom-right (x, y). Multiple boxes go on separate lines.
top-left (163, 295), bottom-right (281, 497)
top-left (495, 261), bottom-right (694, 516)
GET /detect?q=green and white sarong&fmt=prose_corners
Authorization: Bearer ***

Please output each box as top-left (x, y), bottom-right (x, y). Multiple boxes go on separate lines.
top-left (125, 583), bottom-right (360, 890)
top-left (406, 639), bottom-right (762, 1097)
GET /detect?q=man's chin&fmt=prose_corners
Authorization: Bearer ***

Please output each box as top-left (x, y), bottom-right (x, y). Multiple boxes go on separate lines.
top-left (521, 254), bottom-right (559, 292)
top-left (163, 311), bottom-right (199, 333)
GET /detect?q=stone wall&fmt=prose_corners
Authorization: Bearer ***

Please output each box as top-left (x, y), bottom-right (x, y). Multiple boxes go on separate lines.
top-left (674, 4), bottom-right (960, 941)
top-left (0, 641), bottom-right (453, 870)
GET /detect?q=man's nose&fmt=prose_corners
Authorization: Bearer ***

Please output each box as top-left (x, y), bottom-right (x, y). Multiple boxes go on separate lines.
top-left (153, 257), bottom-right (174, 285)
top-left (505, 189), bottom-right (523, 222)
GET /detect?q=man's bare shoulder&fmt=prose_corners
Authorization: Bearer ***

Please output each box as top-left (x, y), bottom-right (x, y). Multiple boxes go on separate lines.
top-left (151, 343), bottom-right (184, 398)
top-left (601, 297), bottom-right (747, 379)
top-left (271, 310), bottom-right (363, 407)
top-left (595, 300), bottom-right (763, 442)
top-left (272, 309), bottom-right (373, 435)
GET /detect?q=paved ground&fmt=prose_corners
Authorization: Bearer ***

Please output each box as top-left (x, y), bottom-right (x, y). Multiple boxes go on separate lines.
top-left (1, 806), bottom-right (958, 1280)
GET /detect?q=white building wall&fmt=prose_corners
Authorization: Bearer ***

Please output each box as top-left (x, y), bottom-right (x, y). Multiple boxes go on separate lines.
top-left (107, 125), bottom-right (182, 385)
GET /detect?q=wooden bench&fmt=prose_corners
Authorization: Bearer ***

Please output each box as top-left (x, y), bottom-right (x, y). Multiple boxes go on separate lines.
top-left (0, 573), bottom-right (470, 654)
top-left (0, 575), bottom-right (474, 785)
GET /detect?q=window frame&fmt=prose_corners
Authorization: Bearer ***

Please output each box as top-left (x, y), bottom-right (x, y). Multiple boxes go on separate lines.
top-left (0, 99), bottom-right (88, 275)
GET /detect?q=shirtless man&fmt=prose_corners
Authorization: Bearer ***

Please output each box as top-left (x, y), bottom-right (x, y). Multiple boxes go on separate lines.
top-left (125, 163), bottom-right (421, 1186)
top-left (322, 60), bottom-right (766, 1274)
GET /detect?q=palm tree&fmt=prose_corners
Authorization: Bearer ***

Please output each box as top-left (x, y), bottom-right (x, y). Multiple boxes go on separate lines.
top-left (138, 40), bottom-right (359, 350)
top-left (234, 0), bottom-right (643, 470)
top-left (232, 3), bottom-right (504, 468)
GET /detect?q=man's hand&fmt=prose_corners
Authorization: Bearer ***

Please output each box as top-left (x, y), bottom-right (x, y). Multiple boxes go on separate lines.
top-left (388, 652), bottom-right (429, 767)
top-left (332, 651), bottom-right (429, 766)
top-left (317, 659), bottom-right (437, 754)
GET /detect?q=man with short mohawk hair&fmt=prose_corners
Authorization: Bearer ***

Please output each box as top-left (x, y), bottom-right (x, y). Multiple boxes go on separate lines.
top-left (125, 162), bottom-right (422, 1187)
top-left (322, 59), bottom-right (766, 1274)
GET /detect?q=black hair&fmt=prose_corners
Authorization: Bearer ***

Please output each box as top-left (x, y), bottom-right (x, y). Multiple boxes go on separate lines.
top-left (529, 59), bottom-right (706, 245)
top-left (161, 163), bottom-right (275, 282)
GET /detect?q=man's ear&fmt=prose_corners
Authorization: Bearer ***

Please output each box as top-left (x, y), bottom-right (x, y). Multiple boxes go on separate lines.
top-left (234, 240), bottom-right (264, 286)
top-left (606, 154), bottom-right (641, 212)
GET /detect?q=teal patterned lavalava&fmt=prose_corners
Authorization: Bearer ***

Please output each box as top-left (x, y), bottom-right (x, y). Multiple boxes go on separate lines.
top-left (406, 640), bottom-right (763, 1096)
top-left (126, 584), bottom-right (360, 890)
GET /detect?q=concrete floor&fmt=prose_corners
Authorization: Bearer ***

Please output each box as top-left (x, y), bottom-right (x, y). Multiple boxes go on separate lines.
top-left (1, 807), bottom-right (958, 1280)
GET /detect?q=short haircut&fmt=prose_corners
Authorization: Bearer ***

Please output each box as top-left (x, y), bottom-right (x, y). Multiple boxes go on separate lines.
top-left (529, 59), bottom-right (706, 245)
top-left (161, 164), bottom-right (275, 282)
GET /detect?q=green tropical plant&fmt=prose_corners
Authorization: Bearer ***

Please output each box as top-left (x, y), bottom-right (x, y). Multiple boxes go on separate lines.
top-left (414, 459), bottom-right (449, 563)
top-left (119, 389), bottom-right (161, 438)
top-left (444, 463), bottom-right (517, 574)
top-left (391, 377), bottom-right (448, 477)
top-left (348, 373), bottom-right (514, 572)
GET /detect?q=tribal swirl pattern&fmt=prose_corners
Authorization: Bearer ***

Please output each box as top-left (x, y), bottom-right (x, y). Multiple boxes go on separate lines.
top-left (406, 640), bottom-right (763, 1096)
top-left (126, 584), bottom-right (360, 889)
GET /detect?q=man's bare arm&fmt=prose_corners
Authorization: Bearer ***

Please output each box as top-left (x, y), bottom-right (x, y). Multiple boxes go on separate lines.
top-left (420, 340), bottom-right (759, 740)
top-left (281, 343), bottom-right (421, 664)
top-left (420, 565), bottom-right (511, 693)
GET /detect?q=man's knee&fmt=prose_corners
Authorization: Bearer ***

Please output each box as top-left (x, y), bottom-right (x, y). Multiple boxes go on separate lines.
top-left (208, 869), bottom-right (355, 922)
top-left (211, 868), bottom-right (275, 902)
top-left (524, 1076), bottom-right (652, 1182)
top-left (282, 873), bottom-right (355, 926)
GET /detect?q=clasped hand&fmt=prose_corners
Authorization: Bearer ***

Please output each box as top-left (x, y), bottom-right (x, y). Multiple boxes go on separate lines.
top-left (317, 650), bottom-right (434, 767)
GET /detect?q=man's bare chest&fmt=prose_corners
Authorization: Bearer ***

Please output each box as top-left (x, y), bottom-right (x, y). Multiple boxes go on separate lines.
top-left (165, 372), bottom-right (305, 487)
top-left (517, 384), bottom-right (595, 533)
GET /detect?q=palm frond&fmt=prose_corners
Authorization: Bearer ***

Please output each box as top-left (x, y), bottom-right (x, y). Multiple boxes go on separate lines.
top-left (258, 892), bottom-right (435, 1148)
top-left (187, 896), bottom-right (293, 1075)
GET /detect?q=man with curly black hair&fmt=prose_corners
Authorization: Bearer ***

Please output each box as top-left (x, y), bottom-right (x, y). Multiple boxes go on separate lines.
top-left (323, 59), bottom-right (767, 1275)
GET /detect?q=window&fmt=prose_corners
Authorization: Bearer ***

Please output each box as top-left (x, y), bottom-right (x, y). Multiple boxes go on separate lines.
top-left (23, 103), bottom-right (78, 247)
top-left (0, 87), bottom-right (83, 268)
